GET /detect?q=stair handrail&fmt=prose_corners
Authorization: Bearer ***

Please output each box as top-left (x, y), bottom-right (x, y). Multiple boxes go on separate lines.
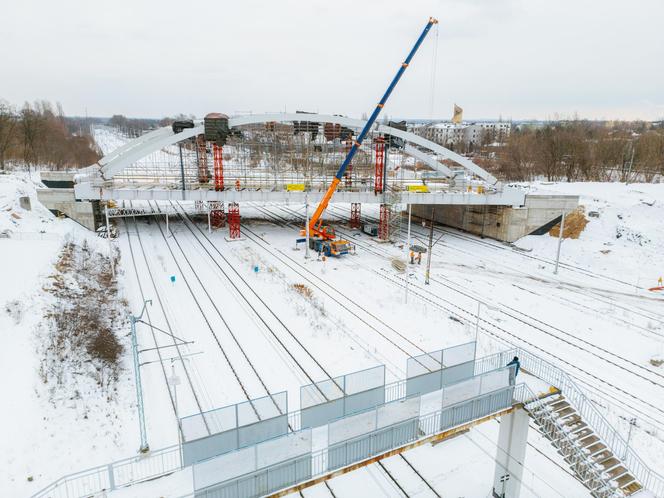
top-left (500, 347), bottom-right (664, 496)
top-left (517, 384), bottom-right (617, 497)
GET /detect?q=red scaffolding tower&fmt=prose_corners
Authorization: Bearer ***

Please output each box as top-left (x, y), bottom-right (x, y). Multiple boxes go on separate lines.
top-left (213, 144), bottom-right (224, 191)
top-left (210, 203), bottom-right (225, 228)
top-left (196, 135), bottom-right (209, 184)
top-left (379, 203), bottom-right (389, 240)
top-left (374, 137), bottom-right (385, 194)
top-left (350, 203), bottom-right (361, 229)
top-left (228, 202), bottom-right (241, 239)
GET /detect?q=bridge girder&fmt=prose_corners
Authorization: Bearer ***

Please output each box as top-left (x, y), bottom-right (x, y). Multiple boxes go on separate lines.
top-left (84, 113), bottom-right (499, 187)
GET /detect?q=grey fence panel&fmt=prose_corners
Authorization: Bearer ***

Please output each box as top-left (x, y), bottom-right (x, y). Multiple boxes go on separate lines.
top-left (443, 376), bottom-right (481, 407)
top-left (407, 350), bottom-right (443, 378)
top-left (300, 398), bottom-right (344, 429)
top-left (255, 429), bottom-right (312, 469)
top-left (405, 369), bottom-right (442, 397)
top-left (328, 409), bottom-right (377, 445)
top-left (183, 429), bottom-right (239, 467)
top-left (442, 341), bottom-right (476, 367)
top-left (300, 377), bottom-right (344, 409)
top-left (182, 405), bottom-right (236, 443)
top-left (237, 414), bottom-right (288, 449)
top-left (193, 445), bottom-right (256, 491)
top-left (441, 360), bottom-right (475, 386)
top-left (480, 367), bottom-right (510, 394)
top-left (345, 365), bottom-right (385, 395)
top-left (344, 385), bottom-right (385, 415)
top-left (376, 395), bottom-right (420, 429)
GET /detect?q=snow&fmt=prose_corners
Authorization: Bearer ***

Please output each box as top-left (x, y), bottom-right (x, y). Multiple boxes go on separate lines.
top-left (4, 148), bottom-right (664, 498)
top-left (0, 173), bottom-right (139, 496)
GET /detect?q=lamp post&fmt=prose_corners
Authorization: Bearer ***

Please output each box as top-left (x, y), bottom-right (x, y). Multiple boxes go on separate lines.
top-left (554, 210), bottom-right (566, 275)
top-left (129, 299), bottom-right (152, 453)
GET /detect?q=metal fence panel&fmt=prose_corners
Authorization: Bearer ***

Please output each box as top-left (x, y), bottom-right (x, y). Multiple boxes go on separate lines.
top-left (344, 386), bottom-right (385, 415)
top-left (406, 370), bottom-right (441, 397)
top-left (193, 445), bottom-right (255, 491)
top-left (300, 398), bottom-right (344, 429)
top-left (344, 365), bottom-right (385, 395)
top-left (182, 405), bottom-right (236, 443)
top-left (328, 409), bottom-right (376, 445)
top-left (443, 376), bottom-right (481, 407)
top-left (480, 367), bottom-right (510, 394)
top-left (441, 360), bottom-right (475, 386)
top-left (256, 429), bottom-right (312, 469)
top-left (112, 445), bottom-right (182, 487)
top-left (328, 433), bottom-right (373, 471)
top-left (407, 350), bottom-right (442, 378)
top-left (266, 455), bottom-right (312, 494)
top-left (183, 429), bottom-right (238, 467)
top-left (442, 341), bottom-right (476, 367)
top-left (300, 377), bottom-right (344, 409)
top-left (238, 414), bottom-right (288, 449)
top-left (376, 396), bottom-right (420, 429)
top-left (374, 419), bottom-right (419, 454)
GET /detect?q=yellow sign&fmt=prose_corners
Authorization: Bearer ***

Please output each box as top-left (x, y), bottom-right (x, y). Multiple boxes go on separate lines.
top-left (286, 183), bottom-right (306, 192)
top-left (407, 185), bottom-right (429, 193)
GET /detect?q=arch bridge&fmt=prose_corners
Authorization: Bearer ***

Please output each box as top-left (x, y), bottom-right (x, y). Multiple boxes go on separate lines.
top-left (74, 113), bottom-right (526, 207)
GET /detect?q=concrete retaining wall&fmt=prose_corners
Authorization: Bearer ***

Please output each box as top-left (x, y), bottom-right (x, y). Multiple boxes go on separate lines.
top-left (38, 172), bottom-right (102, 231)
top-left (411, 194), bottom-right (579, 243)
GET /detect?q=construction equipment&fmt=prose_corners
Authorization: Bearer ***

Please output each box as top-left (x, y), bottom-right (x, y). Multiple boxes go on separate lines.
top-left (302, 17), bottom-right (439, 248)
top-left (309, 238), bottom-right (351, 257)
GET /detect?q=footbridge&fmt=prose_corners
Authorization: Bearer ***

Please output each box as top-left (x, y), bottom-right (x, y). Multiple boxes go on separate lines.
top-left (32, 345), bottom-right (664, 498)
top-left (73, 113), bottom-right (526, 207)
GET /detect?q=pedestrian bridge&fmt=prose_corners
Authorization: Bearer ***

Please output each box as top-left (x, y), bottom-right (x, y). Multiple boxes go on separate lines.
top-left (32, 345), bottom-right (663, 498)
top-left (73, 114), bottom-right (526, 207)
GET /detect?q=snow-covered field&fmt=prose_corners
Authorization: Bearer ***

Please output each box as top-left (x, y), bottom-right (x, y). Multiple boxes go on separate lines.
top-left (2, 159), bottom-right (664, 497)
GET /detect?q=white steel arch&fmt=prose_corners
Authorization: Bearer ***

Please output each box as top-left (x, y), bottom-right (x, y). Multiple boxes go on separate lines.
top-left (88, 113), bottom-right (499, 186)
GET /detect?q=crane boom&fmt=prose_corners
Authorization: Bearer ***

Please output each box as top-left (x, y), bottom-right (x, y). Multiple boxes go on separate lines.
top-left (308, 17), bottom-right (439, 239)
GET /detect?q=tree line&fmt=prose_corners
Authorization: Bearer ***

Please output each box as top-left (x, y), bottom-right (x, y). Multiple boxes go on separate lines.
top-left (479, 120), bottom-right (664, 182)
top-left (0, 99), bottom-right (100, 170)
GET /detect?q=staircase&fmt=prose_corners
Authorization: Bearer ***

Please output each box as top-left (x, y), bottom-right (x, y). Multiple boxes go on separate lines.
top-left (524, 393), bottom-right (643, 497)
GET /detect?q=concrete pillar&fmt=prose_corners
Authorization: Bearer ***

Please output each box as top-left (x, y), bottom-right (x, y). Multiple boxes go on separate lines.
top-left (492, 408), bottom-right (529, 498)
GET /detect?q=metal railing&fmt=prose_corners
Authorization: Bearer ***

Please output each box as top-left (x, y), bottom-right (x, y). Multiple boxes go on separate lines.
top-left (31, 444), bottom-right (181, 498)
top-left (31, 348), bottom-right (664, 498)
top-left (519, 384), bottom-right (616, 497)
top-left (196, 384), bottom-right (520, 498)
top-left (481, 348), bottom-right (664, 497)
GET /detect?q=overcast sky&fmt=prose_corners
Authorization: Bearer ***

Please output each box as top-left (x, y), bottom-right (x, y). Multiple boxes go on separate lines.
top-left (2, 0), bottom-right (663, 121)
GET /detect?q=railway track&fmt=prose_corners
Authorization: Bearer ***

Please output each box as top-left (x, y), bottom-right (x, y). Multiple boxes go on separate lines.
top-left (332, 204), bottom-right (664, 324)
top-left (258, 203), bottom-right (664, 433)
top-left (165, 203), bottom-right (445, 497)
top-left (124, 215), bottom-right (211, 435)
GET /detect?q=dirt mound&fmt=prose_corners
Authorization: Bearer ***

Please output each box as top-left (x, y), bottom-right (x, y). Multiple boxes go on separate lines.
top-left (549, 207), bottom-right (588, 239)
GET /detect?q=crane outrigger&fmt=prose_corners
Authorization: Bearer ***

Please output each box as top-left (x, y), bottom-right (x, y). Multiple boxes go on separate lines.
top-left (303, 17), bottom-right (439, 255)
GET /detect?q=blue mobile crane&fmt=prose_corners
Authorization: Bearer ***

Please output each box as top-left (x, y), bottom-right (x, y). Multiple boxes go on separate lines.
top-left (303, 17), bottom-right (439, 254)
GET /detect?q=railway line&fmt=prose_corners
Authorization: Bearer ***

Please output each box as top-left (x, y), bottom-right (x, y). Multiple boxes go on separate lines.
top-left (331, 204), bottom-right (664, 324)
top-left (120, 201), bottom-right (659, 495)
top-left (140, 204), bottom-right (446, 497)
top-left (124, 215), bottom-right (212, 436)
top-left (256, 203), bottom-right (664, 435)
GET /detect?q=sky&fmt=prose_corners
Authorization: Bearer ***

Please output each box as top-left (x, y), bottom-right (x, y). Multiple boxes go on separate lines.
top-left (2, 0), bottom-right (663, 121)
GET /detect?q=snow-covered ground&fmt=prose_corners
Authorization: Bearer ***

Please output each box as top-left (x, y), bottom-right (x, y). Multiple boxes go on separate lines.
top-left (0, 173), bottom-right (139, 496)
top-left (3, 155), bottom-right (664, 497)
